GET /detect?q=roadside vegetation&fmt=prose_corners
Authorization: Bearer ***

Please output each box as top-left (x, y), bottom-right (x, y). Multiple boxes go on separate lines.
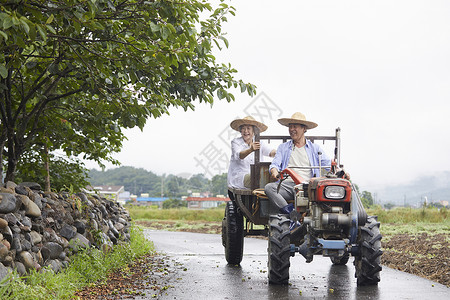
top-left (0, 226), bottom-right (153, 300)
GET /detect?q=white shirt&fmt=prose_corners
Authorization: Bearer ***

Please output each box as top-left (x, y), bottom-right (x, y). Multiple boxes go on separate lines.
top-left (227, 137), bottom-right (272, 189)
top-left (286, 145), bottom-right (312, 183)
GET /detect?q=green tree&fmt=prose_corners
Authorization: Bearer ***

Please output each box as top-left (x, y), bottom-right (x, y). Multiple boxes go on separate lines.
top-left (384, 202), bottom-right (395, 210)
top-left (0, 0), bottom-right (256, 184)
top-left (210, 173), bottom-right (227, 196)
top-left (15, 150), bottom-right (89, 192)
top-left (360, 190), bottom-right (374, 208)
top-left (354, 184), bottom-right (374, 208)
top-left (162, 198), bottom-right (187, 209)
top-left (187, 173), bottom-right (209, 192)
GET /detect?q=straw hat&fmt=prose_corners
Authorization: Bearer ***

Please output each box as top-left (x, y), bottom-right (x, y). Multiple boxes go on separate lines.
top-left (278, 112), bottom-right (318, 129)
top-left (230, 116), bottom-right (268, 132)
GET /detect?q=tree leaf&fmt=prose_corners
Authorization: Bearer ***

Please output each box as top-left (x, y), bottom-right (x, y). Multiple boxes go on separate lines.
top-left (0, 30), bottom-right (8, 41)
top-left (0, 64), bottom-right (8, 78)
top-left (46, 14), bottom-right (54, 24)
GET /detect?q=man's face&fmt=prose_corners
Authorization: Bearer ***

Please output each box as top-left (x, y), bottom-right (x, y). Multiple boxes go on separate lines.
top-left (289, 124), bottom-right (306, 141)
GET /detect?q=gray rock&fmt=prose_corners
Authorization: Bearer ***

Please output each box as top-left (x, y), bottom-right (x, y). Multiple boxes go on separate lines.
top-left (90, 219), bottom-right (98, 231)
top-left (12, 237), bottom-right (22, 252)
top-left (21, 195), bottom-right (41, 218)
top-left (114, 222), bottom-right (124, 232)
top-left (0, 243), bottom-right (8, 260)
top-left (69, 233), bottom-right (90, 250)
top-left (0, 262), bottom-right (11, 283)
top-left (14, 185), bottom-right (28, 196)
top-left (18, 251), bottom-right (38, 271)
top-left (73, 220), bottom-right (85, 234)
top-left (0, 218), bottom-right (7, 229)
top-left (5, 181), bottom-right (17, 190)
top-left (46, 259), bottom-right (63, 273)
top-left (18, 182), bottom-right (41, 191)
top-left (0, 193), bottom-right (17, 214)
top-left (2, 226), bottom-right (13, 243)
top-left (14, 261), bottom-right (27, 276)
top-left (4, 213), bottom-right (18, 225)
top-left (21, 238), bottom-right (32, 251)
top-left (21, 216), bottom-right (32, 228)
top-left (41, 242), bottom-right (63, 260)
top-left (58, 251), bottom-right (66, 261)
top-left (11, 225), bottom-right (20, 234)
top-left (32, 193), bottom-right (43, 210)
top-left (2, 255), bottom-right (13, 266)
top-left (108, 230), bottom-right (117, 244)
top-left (30, 230), bottom-right (42, 244)
top-left (60, 224), bottom-right (77, 240)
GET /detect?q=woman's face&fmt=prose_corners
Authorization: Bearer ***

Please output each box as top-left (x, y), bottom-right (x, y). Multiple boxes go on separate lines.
top-left (240, 125), bottom-right (254, 143)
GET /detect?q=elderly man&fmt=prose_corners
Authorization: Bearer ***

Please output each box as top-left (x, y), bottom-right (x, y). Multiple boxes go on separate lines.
top-left (264, 112), bottom-right (331, 220)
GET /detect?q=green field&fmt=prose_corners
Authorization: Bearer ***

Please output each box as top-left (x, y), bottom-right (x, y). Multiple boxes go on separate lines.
top-left (127, 205), bottom-right (448, 223)
top-left (127, 205), bottom-right (449, 236)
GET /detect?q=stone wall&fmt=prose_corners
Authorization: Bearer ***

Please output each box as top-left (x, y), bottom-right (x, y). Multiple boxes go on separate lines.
top-left (0, 181), bottom-right (132, 282)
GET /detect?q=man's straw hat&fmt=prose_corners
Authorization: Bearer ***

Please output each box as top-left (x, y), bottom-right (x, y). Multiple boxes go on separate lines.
top-left (278, 112), bottom-right (318, 129)
top-left (230, 116), bottom-right (268, 132)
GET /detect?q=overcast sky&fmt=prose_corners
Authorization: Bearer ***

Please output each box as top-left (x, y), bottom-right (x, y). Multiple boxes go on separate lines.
top-left (87, 0), bottom-right (450, 193)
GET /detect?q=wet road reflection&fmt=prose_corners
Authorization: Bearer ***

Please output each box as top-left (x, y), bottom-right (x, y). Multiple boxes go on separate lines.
top-left (145, 230), bottom-right (449, 300)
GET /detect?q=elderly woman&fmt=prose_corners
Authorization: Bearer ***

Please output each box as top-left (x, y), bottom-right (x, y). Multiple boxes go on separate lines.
top-left (227, 116), bottom-right (276, 190)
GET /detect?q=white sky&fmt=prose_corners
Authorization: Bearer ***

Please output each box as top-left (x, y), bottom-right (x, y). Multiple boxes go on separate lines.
top-left (87, 0), bottom-right (450, 193)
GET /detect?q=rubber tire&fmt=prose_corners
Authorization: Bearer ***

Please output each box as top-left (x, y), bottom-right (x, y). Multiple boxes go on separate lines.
top-left (331, 254), bottom-right (350, 265)
top-left (223, 201), bottom-right (244, 265)
top-left (268, 214), bottom-right (291, 285)
top-left (354, 216), bottom-right (383, 285)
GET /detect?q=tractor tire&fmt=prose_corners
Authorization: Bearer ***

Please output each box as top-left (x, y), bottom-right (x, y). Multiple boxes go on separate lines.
top-left (268, 214), bottom-right (291, 285)
top-left (331, 254), bottom-right (350, 265)
top-left (354, 216), bottom-right (383, 286)
top-left (222, 201), bottom-right (244, 265)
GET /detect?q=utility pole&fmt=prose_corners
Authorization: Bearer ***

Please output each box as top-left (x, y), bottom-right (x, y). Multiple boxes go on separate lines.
top-left (160, 175), bottom-right (164, 209)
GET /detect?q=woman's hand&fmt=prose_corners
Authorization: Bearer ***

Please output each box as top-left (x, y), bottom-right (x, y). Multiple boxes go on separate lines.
top-left (250, 141), bottom-right (261, 151)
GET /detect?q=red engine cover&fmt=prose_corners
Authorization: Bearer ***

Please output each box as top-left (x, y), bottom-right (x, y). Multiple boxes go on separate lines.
top-left (308, 177), bottom-right (352, 202)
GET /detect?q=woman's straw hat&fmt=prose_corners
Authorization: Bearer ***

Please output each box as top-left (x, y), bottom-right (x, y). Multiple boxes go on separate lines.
top-left (230, 116), bottom-right (268, 132)
top-left (278, 112), bottom-right (318, 129)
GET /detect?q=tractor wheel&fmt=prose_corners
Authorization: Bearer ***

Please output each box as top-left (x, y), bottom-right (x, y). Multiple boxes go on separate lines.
top-left (222, 201), bottom-right (244, 265)
top-left (354, 216), bottom-right (383, 285)
top-left (331, 254), bottom-right (350, 265)
top-left (268, 214), bottom-right (291, 284)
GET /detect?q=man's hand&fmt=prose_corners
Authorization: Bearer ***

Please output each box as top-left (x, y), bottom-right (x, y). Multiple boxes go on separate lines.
top-left (337, 169), bottom-right (350, 180)
top-left (270, 168), bottom-right (279, 180)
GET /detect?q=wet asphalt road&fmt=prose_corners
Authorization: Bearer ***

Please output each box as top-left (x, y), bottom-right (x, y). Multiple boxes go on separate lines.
top-left (143, 230), bottom-right (449, 300)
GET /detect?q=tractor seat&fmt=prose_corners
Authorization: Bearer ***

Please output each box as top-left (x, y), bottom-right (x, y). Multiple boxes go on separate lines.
top-left (252, 188), bottom-right (294, 204)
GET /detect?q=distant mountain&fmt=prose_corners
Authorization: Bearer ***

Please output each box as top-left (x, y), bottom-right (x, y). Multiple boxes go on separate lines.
top-left (373, 171), bottom-right (450, 206)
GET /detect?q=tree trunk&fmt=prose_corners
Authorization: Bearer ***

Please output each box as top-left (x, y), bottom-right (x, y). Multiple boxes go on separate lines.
top-left (44, 142), bottom-right (51, 192)
top-left (0, 138), bottom-right (4, 184)
top-left (5, 155), bottom-right (16, 182)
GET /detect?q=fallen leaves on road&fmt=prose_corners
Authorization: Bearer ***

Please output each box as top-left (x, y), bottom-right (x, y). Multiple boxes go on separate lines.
top-left (74, 254), bottom-right (175, 299)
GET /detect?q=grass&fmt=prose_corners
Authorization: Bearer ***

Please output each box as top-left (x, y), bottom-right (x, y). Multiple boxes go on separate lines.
top-left (129, 205), bottom-right (449, 240)
top-left (126, 205), bottom-right (225, 222)
top-left (128, 205), bottom-right (448, 225)
top-left (366, 206), bottom-right (449, 241)
top-left (0, 225), bottom-right (154, 300)
top-left (367, 206), bottom-right (448, 224)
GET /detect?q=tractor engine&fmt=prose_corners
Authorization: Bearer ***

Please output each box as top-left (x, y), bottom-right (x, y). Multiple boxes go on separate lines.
top-left (296, 177), bottom-right (353, 235)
